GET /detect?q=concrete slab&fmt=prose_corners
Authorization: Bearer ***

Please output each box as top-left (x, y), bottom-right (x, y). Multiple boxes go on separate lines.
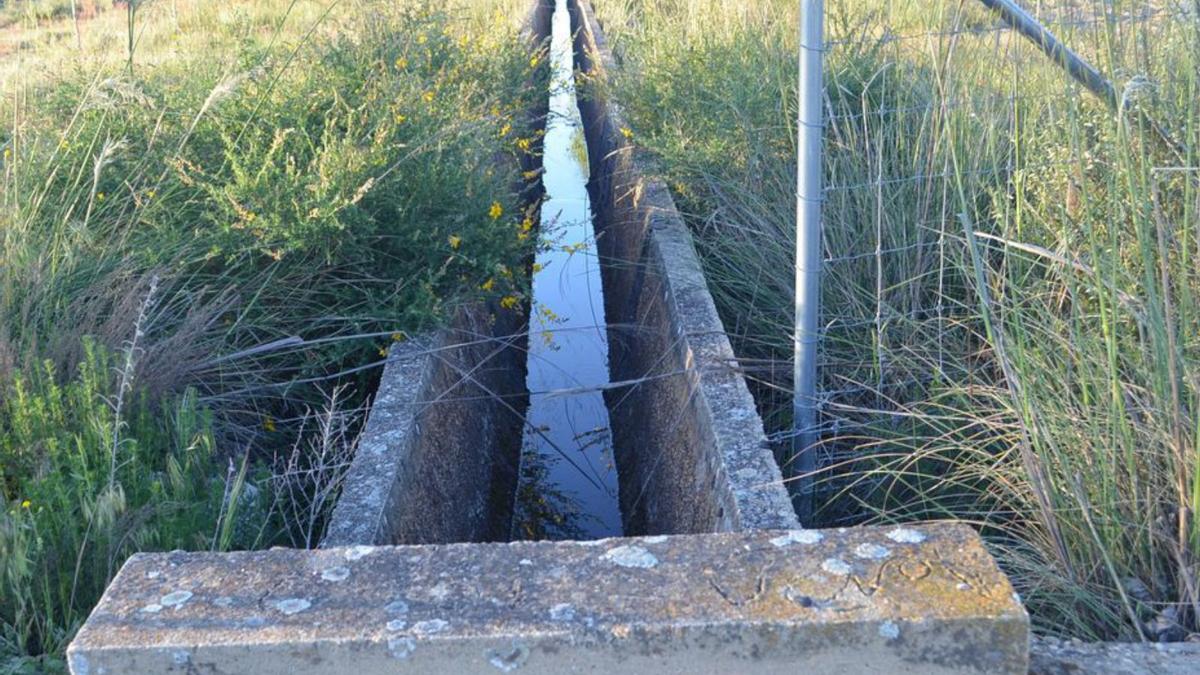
top-left (68, 524), bottom-right (1028, 674)
top-left (1030, 637), bottom-right (1200, 675)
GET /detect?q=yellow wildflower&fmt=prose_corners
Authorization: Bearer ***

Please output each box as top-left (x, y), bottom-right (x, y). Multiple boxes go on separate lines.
top-left (500, 295), bottom-right (520, 310)
top-left (532, 262), bottom-right (544, 273)
top-left (516, 138), bottom-right (532, 152)
top-left (395, 114), bottom-right (408, 124)
top-left (378, 346), bottom-right (389, 357)
top-left (395, 56), bottom-right (409, 70)
top-left (391, 332), bottom-right (407, 342)
top-left (520, 216), bottom-right (534, 232)
top-left (96, 192), bottom-right (106, 202)
top-left (448, 234), bottom-right (462, 249)
top-left (488, 202), bottom-right (504, 220)
top-left (481, 278), bottom-right (496, 291)
top-left (146, 189), bottom-right (156, 200)
top-left (422, 91), bottom-right (435, 103)
top-left (416, 34), bottom-right (427, 45)
top-left (498, 123), bottom-right (512, 138)
top-left (620, 127), bottom-right (634, 140)
top-left (522, 170), bottom-right (540, 181)
top-left (263, 417), bottom-right (277, 433)
top-left (20, 500), bottom-right (31, 509)
top-left (3, 148), bottom-right (10, 160)
top-left (530, 55), bottom-right (540, 68)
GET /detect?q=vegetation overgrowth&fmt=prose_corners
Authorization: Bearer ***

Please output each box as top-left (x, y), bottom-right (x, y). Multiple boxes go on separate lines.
top-left (0, 0), bottom-right (546, 669)
top-left (592, 0), bottom-right (1199, 641)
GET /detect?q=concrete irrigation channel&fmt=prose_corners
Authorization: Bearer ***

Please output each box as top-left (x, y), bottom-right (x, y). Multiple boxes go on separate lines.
top-left (65, 1), bottom-right (1028, 672)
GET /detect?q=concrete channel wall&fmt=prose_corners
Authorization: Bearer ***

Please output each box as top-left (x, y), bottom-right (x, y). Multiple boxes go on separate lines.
top-left (321, 303), bottom-right (529, 547)
top-left (66, 1), bottom-right (1032, 671)
top-left (570, 0), bottom-right (800, 534)
top-left (329, 0), bottom-right (798, 546)
top-left (322, 0), bottom-right (554, 548)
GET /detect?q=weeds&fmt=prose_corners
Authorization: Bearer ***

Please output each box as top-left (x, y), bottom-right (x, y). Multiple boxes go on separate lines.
top-left (1, 0), bottom-right (546, 667)
top-left (593, 0), bottom-right (1199, 640)
top-left (0, 341), bottom-right (240, 665)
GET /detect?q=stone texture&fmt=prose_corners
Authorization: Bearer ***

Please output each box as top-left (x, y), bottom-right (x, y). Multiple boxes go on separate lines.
top-left (321, 303), bottom-right (529, 547)
top-left (1030, 636), bottom-right (1200, 674)
top-left (571, 0), bottom-right (800, 535)
top-left (68, 524), bottom-right (1028, 674)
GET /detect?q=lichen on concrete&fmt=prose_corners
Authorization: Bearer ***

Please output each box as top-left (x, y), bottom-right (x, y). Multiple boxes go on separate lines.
top-left (601, 544), bottom-right (658, 568)
top-left (770, 530), bottom-right (824, 547)
top-left (67, 524), bottom-right (1028, 674)
top-left (887, 527), bottom-right (928, 544)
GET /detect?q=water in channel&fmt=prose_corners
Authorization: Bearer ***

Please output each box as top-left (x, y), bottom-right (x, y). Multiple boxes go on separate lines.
top-left (510, 0), bottom-right (621, 541)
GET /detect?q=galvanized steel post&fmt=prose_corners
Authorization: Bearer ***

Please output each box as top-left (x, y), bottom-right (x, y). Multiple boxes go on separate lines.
top-left (976, 0), bottom-right (1116, 106)
top-left (792, 0), bottom-right (824, 524)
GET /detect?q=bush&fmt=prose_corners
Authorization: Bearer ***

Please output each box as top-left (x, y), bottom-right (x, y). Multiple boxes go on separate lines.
top-left (1, 0), bottom-right (546, 666)
top-left (0, 340), bottom-right (250, 666)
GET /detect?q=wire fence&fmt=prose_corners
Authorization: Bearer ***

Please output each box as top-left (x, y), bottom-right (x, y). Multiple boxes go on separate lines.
top-left (781, 0), bottom-right (1200, 513)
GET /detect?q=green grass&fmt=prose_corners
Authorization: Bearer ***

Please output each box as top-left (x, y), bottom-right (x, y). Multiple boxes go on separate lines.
top-left (1, 0), bottom-right (546, 669)
top-left (592, 0), bottom-right (1199, 640)
top-left (0, 1), bottom-right (90, 27)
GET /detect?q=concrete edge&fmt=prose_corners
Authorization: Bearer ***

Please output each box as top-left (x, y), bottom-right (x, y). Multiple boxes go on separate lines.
top-left (320, 1), bottom-right (554, 548)
top-left (68, 523), bottom-right (1031, 675)
top-left (321, 333), bottom-right (437, 547)
top-left (570, 0), bottom-right (801, 532)
top-left (319, 302), bottom-right (530, 547)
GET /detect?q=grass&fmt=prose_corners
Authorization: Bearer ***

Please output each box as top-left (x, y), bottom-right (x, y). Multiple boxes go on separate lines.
top-left (591, 0), bottom-right (1199, 641)
top-left (0, 0), bottom-right (546, 669)
top-left (0, 1), bottom-right (90, 27)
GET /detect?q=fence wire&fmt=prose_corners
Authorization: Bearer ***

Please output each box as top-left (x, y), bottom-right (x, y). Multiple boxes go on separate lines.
top-left (782, 0), bottom-right (1200, 509)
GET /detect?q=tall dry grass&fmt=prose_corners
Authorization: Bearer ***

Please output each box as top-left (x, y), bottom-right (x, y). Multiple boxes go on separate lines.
top-left (1, 0), bottom-right (547, 668)
top-left (593, 0), bottom-right (1199, 640)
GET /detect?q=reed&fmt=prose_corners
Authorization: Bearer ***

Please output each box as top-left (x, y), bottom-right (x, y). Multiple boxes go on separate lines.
top-left (593, 0), bottom-right (1199, 640)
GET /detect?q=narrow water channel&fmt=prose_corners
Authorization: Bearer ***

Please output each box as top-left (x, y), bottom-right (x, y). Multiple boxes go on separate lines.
top-left (510, 0), bottom-right (622, 541)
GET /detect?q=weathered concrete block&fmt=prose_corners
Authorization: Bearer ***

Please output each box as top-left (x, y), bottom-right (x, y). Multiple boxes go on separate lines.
top-left (1030, 637), bottom-right (1200, 674)
top-left (321, 303), bottom-right (528, 547)
top-left (571, 0), bottom-right (799, 535)
top-left (68, 524), bottom-right (1028, 674)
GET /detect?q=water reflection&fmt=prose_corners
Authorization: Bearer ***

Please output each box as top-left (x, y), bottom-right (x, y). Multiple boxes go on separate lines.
top-left (511, 0), bottom-right (622, 541)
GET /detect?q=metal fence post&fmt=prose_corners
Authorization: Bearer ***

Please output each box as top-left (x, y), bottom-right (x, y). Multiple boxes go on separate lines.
top-left (792, 0), bottom-right (825, 525)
